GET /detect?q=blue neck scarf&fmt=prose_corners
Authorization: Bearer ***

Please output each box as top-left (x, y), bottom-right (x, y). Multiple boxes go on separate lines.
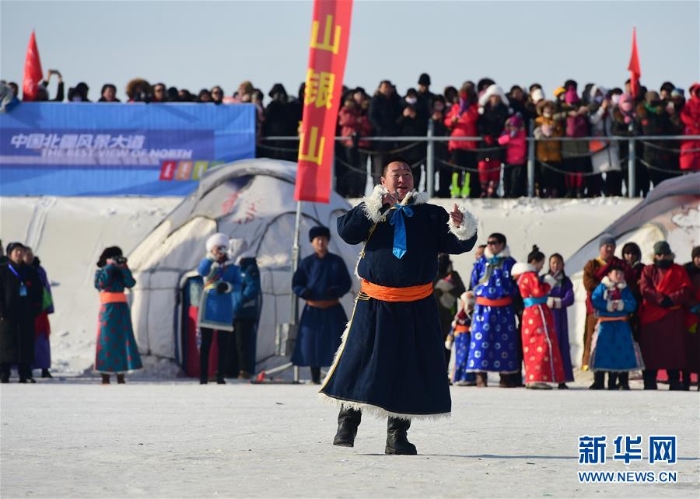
top-left (389, 204), bottom-right (414, 259)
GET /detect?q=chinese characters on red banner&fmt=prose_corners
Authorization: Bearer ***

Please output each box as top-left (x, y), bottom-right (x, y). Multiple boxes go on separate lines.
top-left (294, 0), bottom-right (353, 203)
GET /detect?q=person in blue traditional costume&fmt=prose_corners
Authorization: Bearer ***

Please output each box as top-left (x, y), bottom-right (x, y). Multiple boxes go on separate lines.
top-left (590, 263), bottom-right (643, 380)
top-left (320, 160), bottom-right (478, 455)
top-left (291, 226), bottom-right (352, 384)
top-left (467, 232), bottom-right (520, 387)
top-left (197, 233), bottom-right (242, 385)
top-left (94, 246), bottom-right (142, 384)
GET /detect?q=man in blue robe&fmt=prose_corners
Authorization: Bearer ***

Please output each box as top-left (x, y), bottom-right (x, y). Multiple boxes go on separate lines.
top-left (320, 160), bottom-right (478, 455)
top-left (291, 226), bottom-right (352, 384)
top-left (467, 233), bottom-right (520, 387)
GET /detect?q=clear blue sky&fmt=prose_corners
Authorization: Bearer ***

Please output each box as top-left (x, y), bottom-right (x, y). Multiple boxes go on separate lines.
top-left (1, 0), bottom-right (698, 102)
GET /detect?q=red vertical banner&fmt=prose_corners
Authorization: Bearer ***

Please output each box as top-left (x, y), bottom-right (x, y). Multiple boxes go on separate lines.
top-left (23, 30), bottom-right (44, 101)
top-left (294, 0), bottom-right (354, 203)
top-left (627, 27), bottom-right (641, 99)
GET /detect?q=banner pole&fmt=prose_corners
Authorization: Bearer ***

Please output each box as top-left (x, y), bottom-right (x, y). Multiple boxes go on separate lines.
top-left (290, 200), bottom-right (302, 382)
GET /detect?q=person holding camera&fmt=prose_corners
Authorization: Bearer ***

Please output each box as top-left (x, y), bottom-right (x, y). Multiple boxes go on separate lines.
top-left (94, 247), bottom-right (142, 384)
top-left (197, 233), bottom-right (242, 385)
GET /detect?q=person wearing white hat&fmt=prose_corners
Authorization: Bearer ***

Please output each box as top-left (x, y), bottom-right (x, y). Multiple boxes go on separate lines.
top-left (197, 233), bottom-right (242, 384)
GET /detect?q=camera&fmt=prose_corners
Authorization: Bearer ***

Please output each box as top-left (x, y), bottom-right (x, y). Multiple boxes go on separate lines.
top-left (115, 256), bottom-right (128, 265)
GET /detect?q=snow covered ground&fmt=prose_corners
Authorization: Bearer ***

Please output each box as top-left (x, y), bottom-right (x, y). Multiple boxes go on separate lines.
top-left (0, 195), bottom-right (640, 376)
top-left (1, 380), bottom-right (698, 498)
top-left (1, 195), bottom-right (699, 499)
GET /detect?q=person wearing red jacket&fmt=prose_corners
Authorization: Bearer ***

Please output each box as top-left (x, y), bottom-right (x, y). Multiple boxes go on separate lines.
top-left (499, 114), bottom-right (528, 198)
top-left (679, 83), bottom-right (700, 172)
top-left (337, 95), bottom-right (372, 198)
top-left (444, 84), bottom-right (479, 198)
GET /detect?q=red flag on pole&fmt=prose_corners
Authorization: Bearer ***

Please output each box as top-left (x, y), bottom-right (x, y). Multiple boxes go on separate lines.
top-left (294, 0), bottom-right (354, 203)
top-left (22, 30), bottom-right (44, 101)
top-left (627, 27), bottom-right (641, 99)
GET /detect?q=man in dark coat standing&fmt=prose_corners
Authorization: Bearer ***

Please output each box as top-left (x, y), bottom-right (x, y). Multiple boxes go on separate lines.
top-left (0, 242), bottom-right (43, 383)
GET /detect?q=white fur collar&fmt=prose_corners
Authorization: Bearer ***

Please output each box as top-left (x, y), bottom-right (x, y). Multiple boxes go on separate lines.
top-left (601, 276), bottom-right (627, 289)
top-left (361, 185), bottom-right (429, 223)
top-left (511, 262), bottom-right (535, 277)
top-left (484, 245), bottom-right (511, 259)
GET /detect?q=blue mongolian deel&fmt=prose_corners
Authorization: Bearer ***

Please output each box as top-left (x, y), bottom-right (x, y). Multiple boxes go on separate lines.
top-left (0, 103), bottom-right (256, 196)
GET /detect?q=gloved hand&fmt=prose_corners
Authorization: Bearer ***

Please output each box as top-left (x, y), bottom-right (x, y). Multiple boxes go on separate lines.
top-left (659, 296), bottom-right (673, 308)
top-left (216, 282), bottom-right (230, 294)
top-left (301, 289), bottom-right (311, 300)
top-left (615, 300), bottom-right (625, 311)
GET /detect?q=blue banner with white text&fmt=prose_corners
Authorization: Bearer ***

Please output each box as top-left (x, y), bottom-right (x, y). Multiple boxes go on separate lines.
top-left (0, 103), bottom-right (256, 195)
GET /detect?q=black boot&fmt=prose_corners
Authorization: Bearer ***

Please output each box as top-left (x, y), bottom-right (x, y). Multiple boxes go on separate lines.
top-left (333, 407), bottom-right (361, 447)
top-left (681, 371), bottom-right (691, 391)
top-left (116, 374), bottom-right (125, 384)
top-left (589, 371), bottom-right (605, 390)
top-left (310, 367), bottom-right (321, 385)
top-left (385, 417), bottom-right (417, 455)
top-left (41, 369), bottom-right (53, 379)
top-left (618, 372), bottom-right (630, 390)
top-left (607, 372), bottom-right (619, 390)
top-left (643, 369), bottom-right (658, 390)
top-left (667, 369), bottom-right (683, 391)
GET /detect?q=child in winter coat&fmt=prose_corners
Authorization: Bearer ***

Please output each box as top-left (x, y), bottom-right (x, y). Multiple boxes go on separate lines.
top-left (498, 113), bottom-right (528, 198)
top-left (590, 263), bottom-right (643, 389)
top-left (447, 291), bottom-right (475, 386)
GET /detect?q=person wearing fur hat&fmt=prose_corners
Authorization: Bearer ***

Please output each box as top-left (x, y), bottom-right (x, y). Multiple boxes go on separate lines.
top-left (477, 85), bottom-right (510, 198)
top-left (511, 246), bottom-right (565, 389)
top-left (197, 233), bottom-right (242, 384)
top-left (320, 160), bottom-right (477, 455)
top-left (682, 246), bottom-right (700, 390)
top-left (94, 246), bottom-right (142, 384)
top-left (0, 242), bottom-right (43, 383)
top-left (638, 241), bottom-right (693, 390)
top-left (589, 263), bottom-right (643, 386)
top-left (467, 232), bottom-right (520, 387)
top-left (291, 226), bottom-right (352, 385)
top-left (581, 234), bottom-right (636, 389)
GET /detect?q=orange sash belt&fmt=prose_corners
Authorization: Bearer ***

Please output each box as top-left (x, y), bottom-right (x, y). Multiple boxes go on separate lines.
top-left (475, 296), bottom-right (512, 307)
top-left (360, 279), bottom-right (433, 303)
top-left (454, 324), bottom-right (470, 336)
top-left (100, 292), bottom-right (127, 304)
top-left (598, 316), bottom-right (628, 323)
top-left (306, 299), bottom-right (340, 309)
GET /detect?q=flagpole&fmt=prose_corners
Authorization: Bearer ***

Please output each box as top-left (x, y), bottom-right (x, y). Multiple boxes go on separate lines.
top-left (289, 200), bottom-right (302, 382)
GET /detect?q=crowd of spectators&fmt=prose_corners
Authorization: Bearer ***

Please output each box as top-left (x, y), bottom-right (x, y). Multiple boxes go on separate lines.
top-left (1, 72), bottom-right (699, 199)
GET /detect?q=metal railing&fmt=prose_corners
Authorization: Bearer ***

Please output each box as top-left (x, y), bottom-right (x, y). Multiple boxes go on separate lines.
top-left (262, 127), bottom-right (700, 199)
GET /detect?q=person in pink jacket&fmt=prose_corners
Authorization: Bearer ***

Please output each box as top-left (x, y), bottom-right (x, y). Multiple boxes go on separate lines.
top-left (499, 113), bottom-right (528, 197)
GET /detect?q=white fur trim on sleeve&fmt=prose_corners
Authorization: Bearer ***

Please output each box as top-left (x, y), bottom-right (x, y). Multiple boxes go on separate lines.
top-left (448, 202), bottom-right (478, 241)
top-left (543, 274), bottom-right (557, 288)
top-left (606, 300), bottom-right (615, 312)
top-left (615, 300), bottom-right (625, 311)
top-left (511, 262), bottom-right (532, 277)
top-left (361, 185), bottom-right (388, 223)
